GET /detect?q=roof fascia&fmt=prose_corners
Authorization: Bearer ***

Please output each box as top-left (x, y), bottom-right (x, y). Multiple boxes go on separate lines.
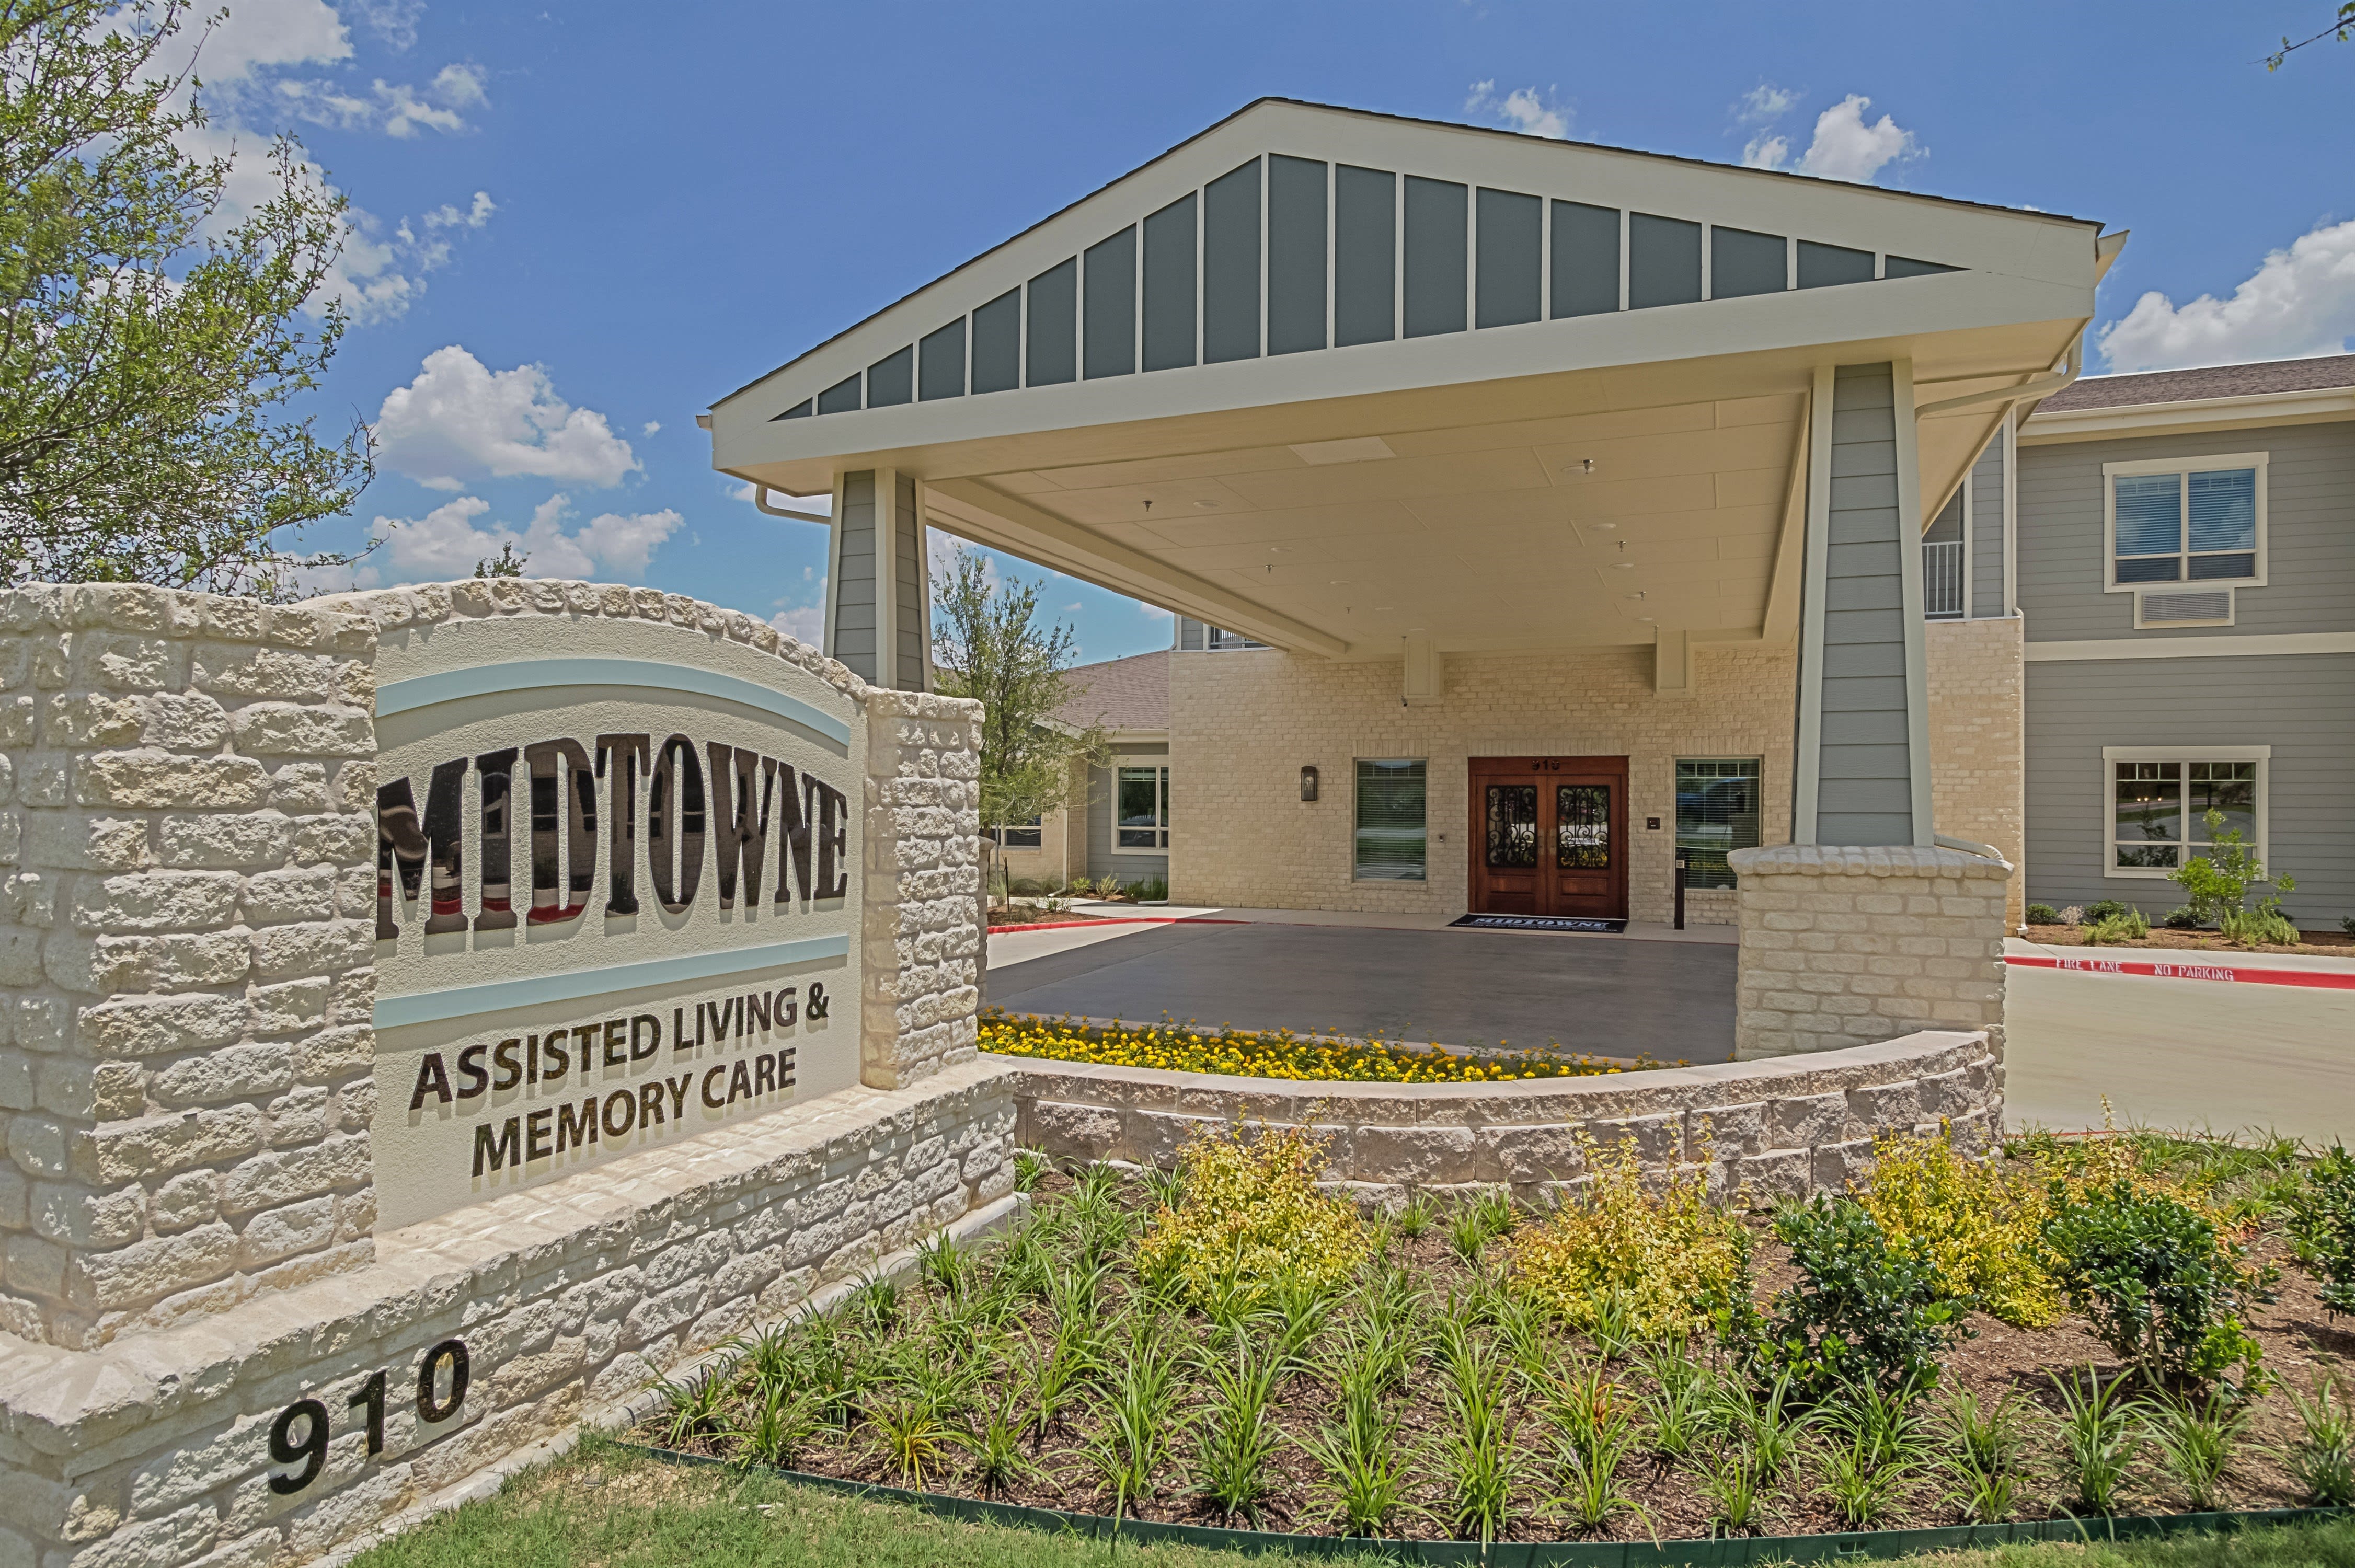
top-left (2020, 385), bottom-right (2355, 445)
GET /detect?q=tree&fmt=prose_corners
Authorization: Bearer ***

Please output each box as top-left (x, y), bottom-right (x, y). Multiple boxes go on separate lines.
top-left (2266, 4), bottom-right (2354, 67)
top-left (474, 543), bottom-right (527, 579)
top-left (1, 0), bottom-right (373, 597)
top-left (929, 547), bottom-right (1108, 905)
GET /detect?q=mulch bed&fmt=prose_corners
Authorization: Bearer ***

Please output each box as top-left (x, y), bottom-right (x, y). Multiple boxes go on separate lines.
top-left (639, 1167), bottom-right (2352, 1546)
top-left (2022, 925), bottom-right (2351, 956)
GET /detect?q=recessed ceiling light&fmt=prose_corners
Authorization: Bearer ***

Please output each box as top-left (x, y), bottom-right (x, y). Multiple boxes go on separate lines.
top-left (1627, 591), bottom-right (1647, 601)
top-left (1327, 579), bottom-right (1349, 585)
top-left (1612, 562), bottom-right (1635, 570)
top-left (1564, 457), bottom-right (1598, 477)
top-left (1373, 605), bottom-right (1394, 611)
top-left (1269, 546), bottom-right (1290, 554)
top-left (1637, 616), bottom-right (1656, 623)
top-left (1589, 521), bottom-right (1619, 531)
top-left (1193, 499), bottom-right (1218, 509)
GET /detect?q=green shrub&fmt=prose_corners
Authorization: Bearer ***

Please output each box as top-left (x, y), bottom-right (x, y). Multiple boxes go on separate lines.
top-left (1128, 876), bottom-right (1169, 902)
top-left (2219, 906), bottom-right (2299, 946)
top-left (1509, 1134), bottom-right (1751, 1340)
top-left (2287, 1142), bottom-right (2355, 1317)
top-left (2042, 1180), bottom-right (2264, 1386)
top-left (1755, 1196), bottom-right (1969, 1403)
top-left (2170, 807), bottom-right (2296, 938)
top-left (2026, 903), bottom-right (2060, 925)
top-left (1133, 1125), bottom-right (1370, 1305)
top-left (2163, 906), bottom-right (2205, 930)
top-left (2084, 909), bottom-right (2151, 945)
top-left (2084, 899), bottom-right (2133, 923)
top-left (1858, 1131), bottom-right (2061, 1327)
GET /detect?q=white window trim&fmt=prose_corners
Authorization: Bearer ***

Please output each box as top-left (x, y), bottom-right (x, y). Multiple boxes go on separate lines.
top-left (2101, 451), bottom-right (2268, 595)
top-left (2098, 744), bottom-right (2270, 882)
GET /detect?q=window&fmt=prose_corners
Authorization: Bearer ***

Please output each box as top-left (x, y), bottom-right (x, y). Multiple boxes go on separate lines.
top-left (2102, 747), bottom-right (2267, 878)
top-left (1675, 758), bottom-right (1761, 889)
top-left (1207, 627), bottom-right (1268, 651)
top-left (992, 816), bottom-right (1042, 850)
top-left (1355, 759), bottom-right (1427, 881)
top-left (1116, 766), bottom-right (1168, 849)
top-left (2105, 454), bottom-right (2266, 591)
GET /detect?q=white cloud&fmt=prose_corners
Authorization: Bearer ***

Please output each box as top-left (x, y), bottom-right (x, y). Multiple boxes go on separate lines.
top-left (265, 62), bottom-right (484, 137)
top-left (376, 493), bottom-right (682, 582)
top-left (1793, 95), bottom-right (1921, 183)
top-left (768, 605), bottom-right (824, 645)
top-left (1465, 80), bottom-right (1570, 139)
top-left (347, 0), bottom-right (424, 50)
top-left (641, 421), bottom-right (661, 436)
top-left (376, 346), bottom-right (640, 489)
top-left (2097, 217), bottom-right (2355, 372)
top-left (422, 190), bottom-right (496, 230)
top-left (1742, 134), bottom-right (1790, 171)
top-left (137, 5), bottom-right (497, 323)
top-left (1734, 82), bottom-right (1800, 125)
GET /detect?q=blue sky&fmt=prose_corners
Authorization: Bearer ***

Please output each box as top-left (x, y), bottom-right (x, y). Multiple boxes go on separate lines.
top-left (201, 0), bottom-right (2354, 666)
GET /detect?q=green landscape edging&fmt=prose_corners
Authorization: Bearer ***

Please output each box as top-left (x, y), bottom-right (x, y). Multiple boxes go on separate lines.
top-left (623, 1443), bottom-right (2349, 1565)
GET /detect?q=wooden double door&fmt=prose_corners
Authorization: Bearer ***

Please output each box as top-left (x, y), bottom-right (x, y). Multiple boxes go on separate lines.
top-left (1467, 756), bottom-right (1629, 919)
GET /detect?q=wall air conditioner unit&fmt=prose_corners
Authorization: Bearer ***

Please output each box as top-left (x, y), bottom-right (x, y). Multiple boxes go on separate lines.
top-left (2134, 589), bottom-right (2233, 629)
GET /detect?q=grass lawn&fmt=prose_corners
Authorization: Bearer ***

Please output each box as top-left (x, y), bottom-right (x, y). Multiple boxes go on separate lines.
top-left (352, 1435), bottom-right (2355, 1568)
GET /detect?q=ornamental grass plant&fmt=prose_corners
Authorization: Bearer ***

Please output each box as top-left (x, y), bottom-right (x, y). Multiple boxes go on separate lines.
top-left (979, 1009), bottom-right (1668, 1083)
top-left (640, 1123), bottom-right (2354, 1546)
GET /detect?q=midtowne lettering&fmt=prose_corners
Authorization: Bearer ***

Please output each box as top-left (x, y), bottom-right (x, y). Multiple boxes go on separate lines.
top-left (376, 733), bottom-right (849, 939)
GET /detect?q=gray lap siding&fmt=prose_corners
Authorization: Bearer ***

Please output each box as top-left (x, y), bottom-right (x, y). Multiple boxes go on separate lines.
top-left (2023, 653), bottom-right (2353, 924)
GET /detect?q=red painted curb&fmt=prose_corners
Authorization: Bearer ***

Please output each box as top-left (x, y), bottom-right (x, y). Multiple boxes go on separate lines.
top-left (2007, 952), bottom-right (2355, 991)
top-left (984, 915), bottom-right (1251, 935)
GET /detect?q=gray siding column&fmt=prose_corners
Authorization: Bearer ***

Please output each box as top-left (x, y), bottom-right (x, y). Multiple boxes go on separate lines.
top-left (824, 467), bottom-right (929, 690)
top-left (1794, 362), bottom-right (1934, 846)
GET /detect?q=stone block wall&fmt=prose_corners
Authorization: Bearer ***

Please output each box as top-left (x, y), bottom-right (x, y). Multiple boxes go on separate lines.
top-left (0, 1060), bottom-right (1015, 1568)
top-left (0, 586), bottom-right (383, 1351)
top-left (1729, 844), bottom-right (2009, 1062)
top-left (0, 577), bottom-right (1013, 1568)
top-left (861, 691), bottom-right (984, 1089)
top-left (1925, 617), bottom-right (2027, 929)
top-left (1004, 1028), bottom-right (1998, 1204)
top-left (1168, 644), bottom-right (1795, 923)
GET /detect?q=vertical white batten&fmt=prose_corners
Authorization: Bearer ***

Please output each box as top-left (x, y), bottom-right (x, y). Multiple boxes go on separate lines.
top-left (1889, 359), bottom-right (1937, 847)
top-left (1791, 364), bottom-right (1836, 844)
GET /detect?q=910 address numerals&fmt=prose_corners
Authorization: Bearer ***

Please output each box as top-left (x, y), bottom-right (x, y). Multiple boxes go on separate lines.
top-left (269, 1338), bottom-right (471, 1495)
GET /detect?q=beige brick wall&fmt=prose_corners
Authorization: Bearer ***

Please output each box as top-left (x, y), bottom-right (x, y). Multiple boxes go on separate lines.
top-left (1925, 617), bottom-right (2027, 929)
top-left (1168, 644), bottom-right (1795, 922)
top-left (1730, 844), bottom-right (2009, 1069)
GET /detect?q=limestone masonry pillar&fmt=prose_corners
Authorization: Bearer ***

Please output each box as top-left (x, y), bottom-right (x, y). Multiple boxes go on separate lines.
top-left (1728, 843), bottom-right (2009, 1076)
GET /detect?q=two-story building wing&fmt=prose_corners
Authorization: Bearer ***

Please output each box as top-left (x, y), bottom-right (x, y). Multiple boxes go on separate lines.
top-left (2009, 356), bottom-right (2354, 926)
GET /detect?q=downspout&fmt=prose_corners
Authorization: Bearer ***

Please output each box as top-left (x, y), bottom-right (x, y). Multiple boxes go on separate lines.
top-left (749, 486), bottom-right (832, 525)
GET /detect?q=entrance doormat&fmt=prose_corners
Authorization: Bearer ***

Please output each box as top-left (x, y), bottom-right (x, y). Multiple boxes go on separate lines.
top-left (1449, 913), bottom-right (1628, 933)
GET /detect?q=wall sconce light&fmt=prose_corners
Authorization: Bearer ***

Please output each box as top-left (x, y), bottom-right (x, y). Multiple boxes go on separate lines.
top-left (1299, 766), bottom-right (1319, 802)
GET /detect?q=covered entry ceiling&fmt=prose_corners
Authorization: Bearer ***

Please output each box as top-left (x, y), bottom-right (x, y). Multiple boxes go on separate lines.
top-left (710, 99), bottom-right (2109, 659)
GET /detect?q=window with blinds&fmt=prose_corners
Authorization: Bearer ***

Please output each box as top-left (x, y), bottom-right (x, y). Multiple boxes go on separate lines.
top-left (1675, 758), bottom-right (1761, 890)
top-left (2108, 458), bottom-right (2263, 589)
top-left (1354, 759), bottom-right (1427, 881)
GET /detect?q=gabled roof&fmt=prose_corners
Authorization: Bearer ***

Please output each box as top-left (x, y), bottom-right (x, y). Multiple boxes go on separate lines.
top-left (1052, 650), bottom-right (1166, 734)
top-left (719, 97), bottom-right (2099, 412)
top-left (2039, 353), bottom-right (2355, 412)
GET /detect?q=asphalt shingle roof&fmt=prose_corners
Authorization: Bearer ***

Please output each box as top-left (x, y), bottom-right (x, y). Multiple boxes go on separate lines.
top-left (1051, 650), bottom-right (1167, 733)
top-left (2038, 354), bottom-right (2355, 413)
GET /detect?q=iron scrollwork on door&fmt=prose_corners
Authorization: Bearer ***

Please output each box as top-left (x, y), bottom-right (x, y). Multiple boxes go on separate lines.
top-left (1556, 785), bottom-right (1611, 869)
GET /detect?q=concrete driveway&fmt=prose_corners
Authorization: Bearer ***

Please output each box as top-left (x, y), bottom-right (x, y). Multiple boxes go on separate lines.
top-left (984, 918), bottom-right (1738, 1064)
top-left (2003, 958), bottom-right (2355, 1146)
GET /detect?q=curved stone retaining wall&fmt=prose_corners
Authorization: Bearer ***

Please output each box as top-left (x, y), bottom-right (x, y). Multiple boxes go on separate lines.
top-left (1002, 1029), bottom-right (2000, 1203)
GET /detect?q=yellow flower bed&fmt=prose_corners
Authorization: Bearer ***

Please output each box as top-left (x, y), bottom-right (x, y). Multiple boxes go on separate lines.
top-left (978, 1009), bottom-right (1661, 1083)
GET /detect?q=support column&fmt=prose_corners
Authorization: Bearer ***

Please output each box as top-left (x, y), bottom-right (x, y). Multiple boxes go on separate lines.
top-left (1748, 362), bottom-right (2008, 1063)
top-left (822, 469), bottom-right (930, 691)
